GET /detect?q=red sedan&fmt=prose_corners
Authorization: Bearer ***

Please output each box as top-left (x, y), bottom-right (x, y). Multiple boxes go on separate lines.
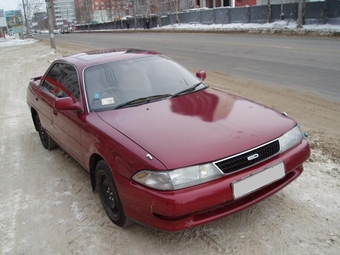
top-left (26, 48), bottom-right (310, 231)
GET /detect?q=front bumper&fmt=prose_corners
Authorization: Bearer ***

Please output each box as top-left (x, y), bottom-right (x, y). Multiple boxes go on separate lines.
top-left (115, 139), bottom-right (310, 231)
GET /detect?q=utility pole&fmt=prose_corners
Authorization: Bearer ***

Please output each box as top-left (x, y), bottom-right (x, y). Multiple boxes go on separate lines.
top-left (45, 0), bottom-right (56, 50)
top-left (134, 0), bottom-right (137, 29)
top-left (86, 0), bottom-right (90, 31)
top-left (297, 0), bottom-right (303, 28)
top-left (21, 0), bottom-right (30, 36)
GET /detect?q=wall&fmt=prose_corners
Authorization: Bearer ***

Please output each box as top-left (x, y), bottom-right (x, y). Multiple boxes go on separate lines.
top-left (76, 0), bottom-right (340, 30)
top-left (0, 9), bottom-right (7, 27)
top-left (161, 0), bottom-right (340, 25)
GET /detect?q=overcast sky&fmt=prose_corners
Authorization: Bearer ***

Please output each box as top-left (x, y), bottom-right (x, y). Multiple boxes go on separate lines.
top-left (0, 0), bottom-right (22, 11)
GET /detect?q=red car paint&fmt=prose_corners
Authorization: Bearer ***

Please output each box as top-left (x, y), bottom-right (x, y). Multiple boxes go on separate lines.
top-left (27, 49), bottom-right (310, 231)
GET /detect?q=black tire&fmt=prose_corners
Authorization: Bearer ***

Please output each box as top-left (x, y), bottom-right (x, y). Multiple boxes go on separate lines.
top-left (35, 114), bottom-right (56, 150)
top-left (96, 160), bottom-right (127, 227)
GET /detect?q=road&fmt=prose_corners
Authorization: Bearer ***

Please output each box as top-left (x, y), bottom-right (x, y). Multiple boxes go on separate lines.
top-left (35, 32), bottom-right (340, 101)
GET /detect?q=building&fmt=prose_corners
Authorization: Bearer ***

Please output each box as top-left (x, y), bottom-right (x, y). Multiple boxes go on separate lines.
top-left (190, 0), bottom-right (233, 8)
top-left (75, 0), bottom-right (309, 25)
top-left (75, 0), bottom-right (129, 24)
top-left (235, 0), bottom-right (255, 7)
top-left (92, 0), bottom-right (126, 23)
top-left (51, 0), bottom-right (77, 27)
top-left (75, 0), bottom-right (92, 24)
top-left (0, 9), bottom-right (7, 36)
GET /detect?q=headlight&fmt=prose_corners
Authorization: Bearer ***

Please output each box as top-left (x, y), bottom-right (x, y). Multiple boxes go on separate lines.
top-left (279, 125), bottom-right (304, 153)
top-left (132, 163), bottom-right (223, 191)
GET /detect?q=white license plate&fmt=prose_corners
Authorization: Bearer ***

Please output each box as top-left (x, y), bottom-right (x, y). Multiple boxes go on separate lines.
top-left (232, 162), bottom-right (285, 199)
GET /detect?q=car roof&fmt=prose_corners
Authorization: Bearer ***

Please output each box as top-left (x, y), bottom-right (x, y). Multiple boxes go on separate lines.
top-left (60, 48), bottom-right (161, 69)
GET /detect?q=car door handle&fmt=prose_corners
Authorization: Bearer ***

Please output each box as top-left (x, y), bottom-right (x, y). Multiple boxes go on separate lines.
top-left (35, 96), bottom-right (44, 101)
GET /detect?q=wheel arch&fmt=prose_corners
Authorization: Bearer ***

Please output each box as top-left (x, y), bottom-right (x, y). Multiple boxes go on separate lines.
top-left (30, 107), bottom-right (38, 131)
top-left (89, 153), bottom-right (104, 192)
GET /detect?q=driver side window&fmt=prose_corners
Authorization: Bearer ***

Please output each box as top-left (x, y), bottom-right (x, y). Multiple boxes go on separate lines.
top-left (42, 63), bottom-right (80, 100)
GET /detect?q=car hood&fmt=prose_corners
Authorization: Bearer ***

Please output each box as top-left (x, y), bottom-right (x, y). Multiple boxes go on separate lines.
top-left (96, 88), bottom-right (296, 169)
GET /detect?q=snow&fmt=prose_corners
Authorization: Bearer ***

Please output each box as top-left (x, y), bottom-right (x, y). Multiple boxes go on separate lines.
top-left (160, 20), bottom-right (339, 30)
top-left (1, 20), bottom-right (339, 49)
top-left (76, 20), bottom-right (340, 34)
top-left (0, 34), bottom-right (38, 48)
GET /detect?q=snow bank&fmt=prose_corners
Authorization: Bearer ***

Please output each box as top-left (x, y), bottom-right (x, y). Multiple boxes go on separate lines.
top-left (0, 38), bottom-right (38, 48)
top-left (154, 21), bottom-right (340, 37)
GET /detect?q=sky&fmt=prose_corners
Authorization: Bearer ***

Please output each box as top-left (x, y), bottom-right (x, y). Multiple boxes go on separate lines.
top-left (0, 0), bottom-right (22, 11)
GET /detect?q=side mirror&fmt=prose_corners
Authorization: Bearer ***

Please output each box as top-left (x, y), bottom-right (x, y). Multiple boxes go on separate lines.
top-left (54, 97), bottom-right (82, 111)
top-left (196, 70), bottom-right (206, 81)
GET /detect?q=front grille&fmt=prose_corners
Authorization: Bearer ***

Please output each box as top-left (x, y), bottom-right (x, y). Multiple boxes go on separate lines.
top-left (214, 140), bottom-right (280, 175)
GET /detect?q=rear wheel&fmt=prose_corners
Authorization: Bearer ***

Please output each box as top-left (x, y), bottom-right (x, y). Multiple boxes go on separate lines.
top-left (35, 114), bottom-right (56, 150)
top-left (96, 160), bottom-right (127, 227)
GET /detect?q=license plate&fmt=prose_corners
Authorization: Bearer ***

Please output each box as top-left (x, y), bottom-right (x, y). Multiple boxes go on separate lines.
top-left (232, 162), bottom-right (285, 199)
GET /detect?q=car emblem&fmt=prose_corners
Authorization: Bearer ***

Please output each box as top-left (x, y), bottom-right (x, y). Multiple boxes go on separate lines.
top-left (247, 153), bottom-right (259, 161)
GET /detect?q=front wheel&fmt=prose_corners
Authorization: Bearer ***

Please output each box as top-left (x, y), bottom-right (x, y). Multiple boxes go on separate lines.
top-left (96, 160), bottom-right (127, 227)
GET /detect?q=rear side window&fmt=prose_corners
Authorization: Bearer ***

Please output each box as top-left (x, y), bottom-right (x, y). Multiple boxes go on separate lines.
top-left (42, 63), bottom-right (80, 100)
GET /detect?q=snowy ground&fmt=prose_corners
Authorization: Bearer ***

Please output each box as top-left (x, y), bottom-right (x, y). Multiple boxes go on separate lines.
top-left (0, 31), bottom-right (339, 254)
top-left (0, 34), bottom-right (38, 48)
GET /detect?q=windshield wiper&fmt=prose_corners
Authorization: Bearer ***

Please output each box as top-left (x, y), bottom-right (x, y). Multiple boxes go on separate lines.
top-left (172, 82), bottom-right (204, 98)
top-left (114, 94), bottom-right (172, 109)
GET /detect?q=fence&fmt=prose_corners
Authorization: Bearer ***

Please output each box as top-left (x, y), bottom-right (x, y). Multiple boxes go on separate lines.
top-left (76, 1), bottom-right (340, 31)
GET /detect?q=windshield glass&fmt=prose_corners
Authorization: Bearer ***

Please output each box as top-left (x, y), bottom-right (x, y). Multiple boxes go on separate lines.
top-left (84, 55), bottom-right (205, 111)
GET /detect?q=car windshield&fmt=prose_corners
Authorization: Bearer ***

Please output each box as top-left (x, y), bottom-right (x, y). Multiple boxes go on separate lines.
top-left (84, 55), bottom-right (206, 111)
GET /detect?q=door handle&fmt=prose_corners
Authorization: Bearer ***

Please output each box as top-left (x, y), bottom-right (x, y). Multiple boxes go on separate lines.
top-left (53, 109), bottom-right (58, 115)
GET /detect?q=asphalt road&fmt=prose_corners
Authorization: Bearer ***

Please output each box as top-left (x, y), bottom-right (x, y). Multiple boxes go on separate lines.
top-left (35, 32), bottom-right (340, 101)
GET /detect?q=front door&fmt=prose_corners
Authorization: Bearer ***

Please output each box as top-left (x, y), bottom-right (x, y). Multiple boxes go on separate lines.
top-left (43, 62), bottom-right (84, 165)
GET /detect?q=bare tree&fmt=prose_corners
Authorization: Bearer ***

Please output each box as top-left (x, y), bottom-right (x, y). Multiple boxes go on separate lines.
top-left (19, 0), bottom-right (45, 34)
top-left (74, 0), bottom-right (94, 24)
top-left (173, 0), bottom-right (180, 24)
top-left (165, 0), bottom-right (179, 24)
top-left (21, 0), bottom-right (46, 20)
top-left (109, 0), bottom-right (114, 22)
top-left (149, 0), bottom-right (163, 26)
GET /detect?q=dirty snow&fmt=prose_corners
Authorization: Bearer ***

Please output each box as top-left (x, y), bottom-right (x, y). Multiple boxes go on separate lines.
top-left (158, 20), bottom-right (340, 32)
top-left (0, 34), bottom-right (38, 48)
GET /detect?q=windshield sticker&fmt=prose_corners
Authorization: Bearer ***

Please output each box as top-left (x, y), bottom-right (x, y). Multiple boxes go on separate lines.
top-left (101, 97), bottom-right (115, 105)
